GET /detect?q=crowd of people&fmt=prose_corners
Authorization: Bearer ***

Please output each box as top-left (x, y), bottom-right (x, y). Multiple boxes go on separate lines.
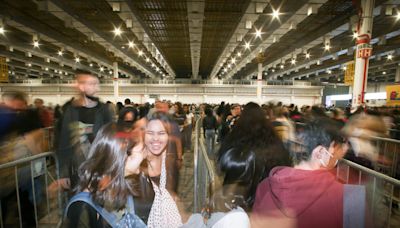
top-left (1, 69), bottom-right (399, 227)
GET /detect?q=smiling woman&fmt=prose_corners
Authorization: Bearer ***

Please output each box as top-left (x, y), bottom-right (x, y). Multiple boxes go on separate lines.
top-left (142, 112), bottom-right (183, 227)
top-left (145, 119), bottom-right (169, 156)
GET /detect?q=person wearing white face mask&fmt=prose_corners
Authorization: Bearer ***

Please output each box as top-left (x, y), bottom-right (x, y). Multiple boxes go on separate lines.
top-left (251, 118), bottom-right (367, 228)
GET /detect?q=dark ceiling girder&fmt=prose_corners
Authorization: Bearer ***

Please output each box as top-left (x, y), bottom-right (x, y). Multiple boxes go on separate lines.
top-left (0, 1), bottom-right (137, 77)
top-left (124, 0), bottom-right (175, 75)
top-left (47, 0), bottom-right (157, 77)
top-left (287, 34), bottom-right (400, 79)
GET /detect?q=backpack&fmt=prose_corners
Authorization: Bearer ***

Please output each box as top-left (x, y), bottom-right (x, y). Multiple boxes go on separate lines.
top-left (65, 192), bottom-right (147, 228)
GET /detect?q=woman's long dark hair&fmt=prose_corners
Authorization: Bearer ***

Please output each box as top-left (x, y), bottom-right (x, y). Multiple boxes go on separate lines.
top-left (77, 123), bottom-right (134, 211)
top-left (217, 102), bottom-right (291, 210)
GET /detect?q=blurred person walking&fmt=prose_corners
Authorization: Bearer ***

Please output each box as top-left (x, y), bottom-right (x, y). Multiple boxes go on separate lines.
top-left (251, 118), bottom-right (365, 228)
top-left (202, 106), bottom-right (217, 158)
top-left (56, 70), bottom-right (112, 192)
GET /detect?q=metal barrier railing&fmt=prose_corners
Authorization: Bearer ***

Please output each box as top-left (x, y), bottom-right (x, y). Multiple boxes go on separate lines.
top-left (337, 159), bottom-right (400, 228)
top-left (43, 127), bottom-right (55, 152)
top-left (0, 152), bottom-right (61, 228)
top-left (369, 136), bottom-right (400, 179)
top-left (294, 121), bottom-right (400, 179)
top-left (193, 117), bottom-right (216, 213)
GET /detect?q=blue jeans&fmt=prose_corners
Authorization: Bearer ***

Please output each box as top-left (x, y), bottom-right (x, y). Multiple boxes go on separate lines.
top-left (205, 129), bottom-right (215, 158)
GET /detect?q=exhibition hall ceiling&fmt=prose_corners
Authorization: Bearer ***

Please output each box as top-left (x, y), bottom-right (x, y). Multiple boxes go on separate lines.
top-left (0, 0), bottom-right (399, 84)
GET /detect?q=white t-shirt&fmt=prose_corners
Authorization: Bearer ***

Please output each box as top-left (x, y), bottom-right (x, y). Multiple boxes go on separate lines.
top-left (186, 112), bottom-right (194, 124)
top-left (209, 207), bottom-right (250, 228)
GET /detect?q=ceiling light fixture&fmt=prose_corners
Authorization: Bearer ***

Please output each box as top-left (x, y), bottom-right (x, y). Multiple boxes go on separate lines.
top-left (33, 40), bottom-right (40, 48)
top-left (324, 44), bottom-right (330, 51)
top-left (305, 53), bottom-right (310, 59)
top-left (342, 66), bottom-right (347, 71)
top-left (352, 32), bottom-right (358, 39)
top-left (387, 54), bottom-right (393, 60)
top-left (113, 27), bottom-right (122, 36)
top-left (58, 50), bottom-right (63, 56)
top-left (0, 27), bottom-right (4, 35)
top-left (75, 57), bottom-right (80, 63)
top-left (255, 28), bottom-right (262, 38)
top-left (272, 8), bottom-right (280, 19)
top-left (109, 70), bottom-right (113, 75)
top-left (138, 50), bottom-right (143, 56)
top-left (128, 41), bottom-right (134, 48)
top-left (280, 64), bottom-right (284, 69)
top-left (237, 52), bottom-right (241, 57)
top-left (383, 71), bottom-right (387, 75)
top-left (291, 58), bottom-right (296, 65)
top-left (244, 41), bottom-right (251, 50)
top-left (89, 63), bottom-right (93, 67)
top-left (100, 67), bottom-right (104, 72)
top-left (231, 58), bottom-right (236, 64)
top-left (327, 70), bottom-right (332, 74)
top-left (397, 12), bottom-right (400, 20)
top-left (146, 57), bottom-right (150, 62)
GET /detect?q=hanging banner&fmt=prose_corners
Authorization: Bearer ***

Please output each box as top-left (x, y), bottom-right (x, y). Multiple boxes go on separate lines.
top-left (386, 85), bottom-right (400, 106)
top-left (0, 56), bottom-right (8, 82)
top-left (344, 61), bottom-right (355, 86)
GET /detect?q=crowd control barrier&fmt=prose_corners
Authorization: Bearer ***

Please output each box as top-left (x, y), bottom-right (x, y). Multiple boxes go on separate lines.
top-left (337, 159), bottom-right (400, 228)
top-left (193, 117), bottom-right (216, 213)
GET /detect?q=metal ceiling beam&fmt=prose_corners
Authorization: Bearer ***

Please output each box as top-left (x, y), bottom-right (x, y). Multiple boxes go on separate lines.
top-left (226, 0), bottom-right (327, 79)
top-left (6, 63), bottom-right (68, 80)
top-left (0, 41), bottom-right (99, 76)
top-left (0, 9), bottom-right (135, 79)
top-left (234, 0), bottom-right (356, 79)
top-left (44, 0), bottom-right (157, 78)
top-left (284, 39), bottom-right (400, 80)
top-left (187, 0), bottom-right (205, 79)
top-left (209, 0), bottom-right (268, 79)
top-left (106, 0), bottom-right (176, 78)
top-left (0, 49), bottom-right (75, 77)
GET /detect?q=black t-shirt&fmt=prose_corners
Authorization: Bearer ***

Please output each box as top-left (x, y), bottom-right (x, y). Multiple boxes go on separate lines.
top-left (203, 116), bottom-right (217, 130)
top-left (78, 106), bottom-right (97, 125)
top-left (78, 105), bottom-right (97, 143)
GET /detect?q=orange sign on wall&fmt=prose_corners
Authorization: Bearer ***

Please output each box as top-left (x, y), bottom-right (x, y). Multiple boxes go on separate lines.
top-left (344, 61), bottom-right (355, 86)
top-left (0, 56), bottom-right (8, 82)
top-left (386, 85), bottom-right (400, 106)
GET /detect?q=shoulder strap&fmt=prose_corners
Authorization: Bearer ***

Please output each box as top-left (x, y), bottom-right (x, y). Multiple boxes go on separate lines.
top-left (126, 195), bottom-right (136, 214)
top-left (65, 192), bottom-right (117, 227)
top-left (343, 184), bottom-right (366, 228)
